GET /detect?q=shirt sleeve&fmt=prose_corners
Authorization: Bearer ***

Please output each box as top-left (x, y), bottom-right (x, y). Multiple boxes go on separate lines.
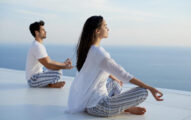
top-left (34, 44), bottom-right (48, 59)
top-left (99, 57), bottom-right (134, 83)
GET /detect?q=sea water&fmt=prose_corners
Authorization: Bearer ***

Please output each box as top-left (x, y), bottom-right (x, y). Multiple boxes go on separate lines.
top-left (0, 44), bottom-right (191, 91)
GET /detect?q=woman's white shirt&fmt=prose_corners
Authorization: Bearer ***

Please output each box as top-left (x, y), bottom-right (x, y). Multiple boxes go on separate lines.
top-left (67, 45), bottom-right (134, 113)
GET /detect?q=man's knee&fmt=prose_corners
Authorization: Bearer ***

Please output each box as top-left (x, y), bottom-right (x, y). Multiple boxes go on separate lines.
top-left (57, 70), bottom-right (62, 75)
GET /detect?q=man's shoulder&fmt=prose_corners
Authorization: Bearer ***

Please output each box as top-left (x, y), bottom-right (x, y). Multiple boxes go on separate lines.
top-left (31, 41), bottom-right (45, 49)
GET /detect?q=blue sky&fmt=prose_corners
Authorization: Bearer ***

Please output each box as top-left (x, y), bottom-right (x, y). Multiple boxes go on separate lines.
top-left (0, 0), bottom-right (191, 46)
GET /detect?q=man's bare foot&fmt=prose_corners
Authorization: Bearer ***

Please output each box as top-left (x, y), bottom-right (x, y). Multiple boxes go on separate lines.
top-left (48, 81), bottom-right (65, 88)
top-left (124, 107), bottom-right (146, 115)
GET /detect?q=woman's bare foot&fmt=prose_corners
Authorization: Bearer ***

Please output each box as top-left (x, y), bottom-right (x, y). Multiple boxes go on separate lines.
top-left (48, 81), bottom-right (65, 88)
top-left (124, 107), bottom-right (146, 115)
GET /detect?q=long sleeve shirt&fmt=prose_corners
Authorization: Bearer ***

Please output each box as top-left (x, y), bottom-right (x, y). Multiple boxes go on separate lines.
top-left (67, 45), bottom-right (134, 113)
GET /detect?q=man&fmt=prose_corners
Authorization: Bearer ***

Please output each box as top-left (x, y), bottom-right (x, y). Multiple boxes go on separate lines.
top-left (25, 20), bottom-right (73, 88)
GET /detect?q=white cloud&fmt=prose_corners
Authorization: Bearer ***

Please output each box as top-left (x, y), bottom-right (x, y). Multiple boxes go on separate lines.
top-left (1, 0), bottom-right (163, 21)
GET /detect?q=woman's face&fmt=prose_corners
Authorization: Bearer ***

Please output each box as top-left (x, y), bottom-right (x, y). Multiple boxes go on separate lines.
top-left (96, 20), bottom-right (109, 39)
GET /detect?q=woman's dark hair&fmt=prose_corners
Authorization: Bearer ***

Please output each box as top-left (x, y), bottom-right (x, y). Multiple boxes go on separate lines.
top-left (76, 16), bottom-right (103, 71)
top-left (29, 20), bottom-right (44, 37)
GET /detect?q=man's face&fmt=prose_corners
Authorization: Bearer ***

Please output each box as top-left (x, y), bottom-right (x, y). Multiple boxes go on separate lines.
top-left (36, 26), bottom-right (46, 39)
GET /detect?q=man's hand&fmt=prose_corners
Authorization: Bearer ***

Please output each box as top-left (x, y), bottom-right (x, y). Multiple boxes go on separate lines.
top-left (64, 58), bottom-right (73, 69)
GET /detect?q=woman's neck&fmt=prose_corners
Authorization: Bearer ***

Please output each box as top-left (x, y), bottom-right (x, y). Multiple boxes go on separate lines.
top-left (93, 38), bottom-right (101, 47)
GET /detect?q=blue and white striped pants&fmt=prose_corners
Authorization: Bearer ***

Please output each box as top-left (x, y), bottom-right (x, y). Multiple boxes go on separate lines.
top-left (28, 70), bottom-right (62, 87)
top-left (86, 80), bottom-right (148, 117)
top-left (106, 79), bottom-right (122, 97)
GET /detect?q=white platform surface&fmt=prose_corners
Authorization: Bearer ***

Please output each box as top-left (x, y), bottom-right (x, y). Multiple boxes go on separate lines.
top-left (0, 68), bottom-right (191, 120)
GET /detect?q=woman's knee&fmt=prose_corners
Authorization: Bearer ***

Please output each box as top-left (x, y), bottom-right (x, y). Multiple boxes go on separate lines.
top-left (137, 87), bottom-right (148, 101)
top-left (141, 87), bottom-right (148, 96)
top-left (132, 87), bottom-right (148, 99)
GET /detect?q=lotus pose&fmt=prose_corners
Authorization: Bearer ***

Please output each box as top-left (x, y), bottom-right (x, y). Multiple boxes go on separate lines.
top-left (67, 16), bottom-right (163, 117)
top-left (26, 20), bottom-right (73, 88)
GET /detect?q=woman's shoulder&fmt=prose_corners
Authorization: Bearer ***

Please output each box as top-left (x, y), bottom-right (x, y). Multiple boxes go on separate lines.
top-left (90, 45), bottom-right (110, 58)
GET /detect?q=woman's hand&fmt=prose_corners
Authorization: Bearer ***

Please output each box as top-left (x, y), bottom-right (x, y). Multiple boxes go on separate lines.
top-left (109, 75), bottom-right (123, 86)
top-left (117, 80), bottom-right (123, 86)
top-left (148, 86), bottom-right (163, 101)
top-left (129, 78), bottom-right (164, 101)
top-left (114, 79), bottom-right (123, 86)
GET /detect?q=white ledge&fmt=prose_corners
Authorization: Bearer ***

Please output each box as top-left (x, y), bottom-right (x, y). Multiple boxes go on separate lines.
top-left (0, 68), bottom-right (191, 120)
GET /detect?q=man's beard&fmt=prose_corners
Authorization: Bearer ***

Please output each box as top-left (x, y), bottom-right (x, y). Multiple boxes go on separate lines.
top-left (41, 35), bottom-right (46, 39)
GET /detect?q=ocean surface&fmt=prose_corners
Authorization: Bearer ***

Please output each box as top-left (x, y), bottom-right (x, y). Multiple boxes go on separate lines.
top-left (0, 44), bottom-right (191, 92)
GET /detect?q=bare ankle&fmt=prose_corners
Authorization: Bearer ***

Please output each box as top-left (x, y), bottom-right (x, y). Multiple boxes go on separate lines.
top-left (48, 81), bottom-right (65, 88)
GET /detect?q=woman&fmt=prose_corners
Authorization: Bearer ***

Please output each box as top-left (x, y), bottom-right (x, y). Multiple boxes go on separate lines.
top-left (67, 16), bottom-right (163, 117)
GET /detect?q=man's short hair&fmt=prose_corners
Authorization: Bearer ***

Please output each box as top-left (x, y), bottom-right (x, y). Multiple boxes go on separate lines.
top-left (29, 20), bottom-right (45, 37)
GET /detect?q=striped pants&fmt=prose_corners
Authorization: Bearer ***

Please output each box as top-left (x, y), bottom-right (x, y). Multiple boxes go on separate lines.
top-left (86, 80), bottom-right (148, 117)
top-left (28, 70), bottom-right (62, 87)
top-left (106, 79), bottom-right (122, 97)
